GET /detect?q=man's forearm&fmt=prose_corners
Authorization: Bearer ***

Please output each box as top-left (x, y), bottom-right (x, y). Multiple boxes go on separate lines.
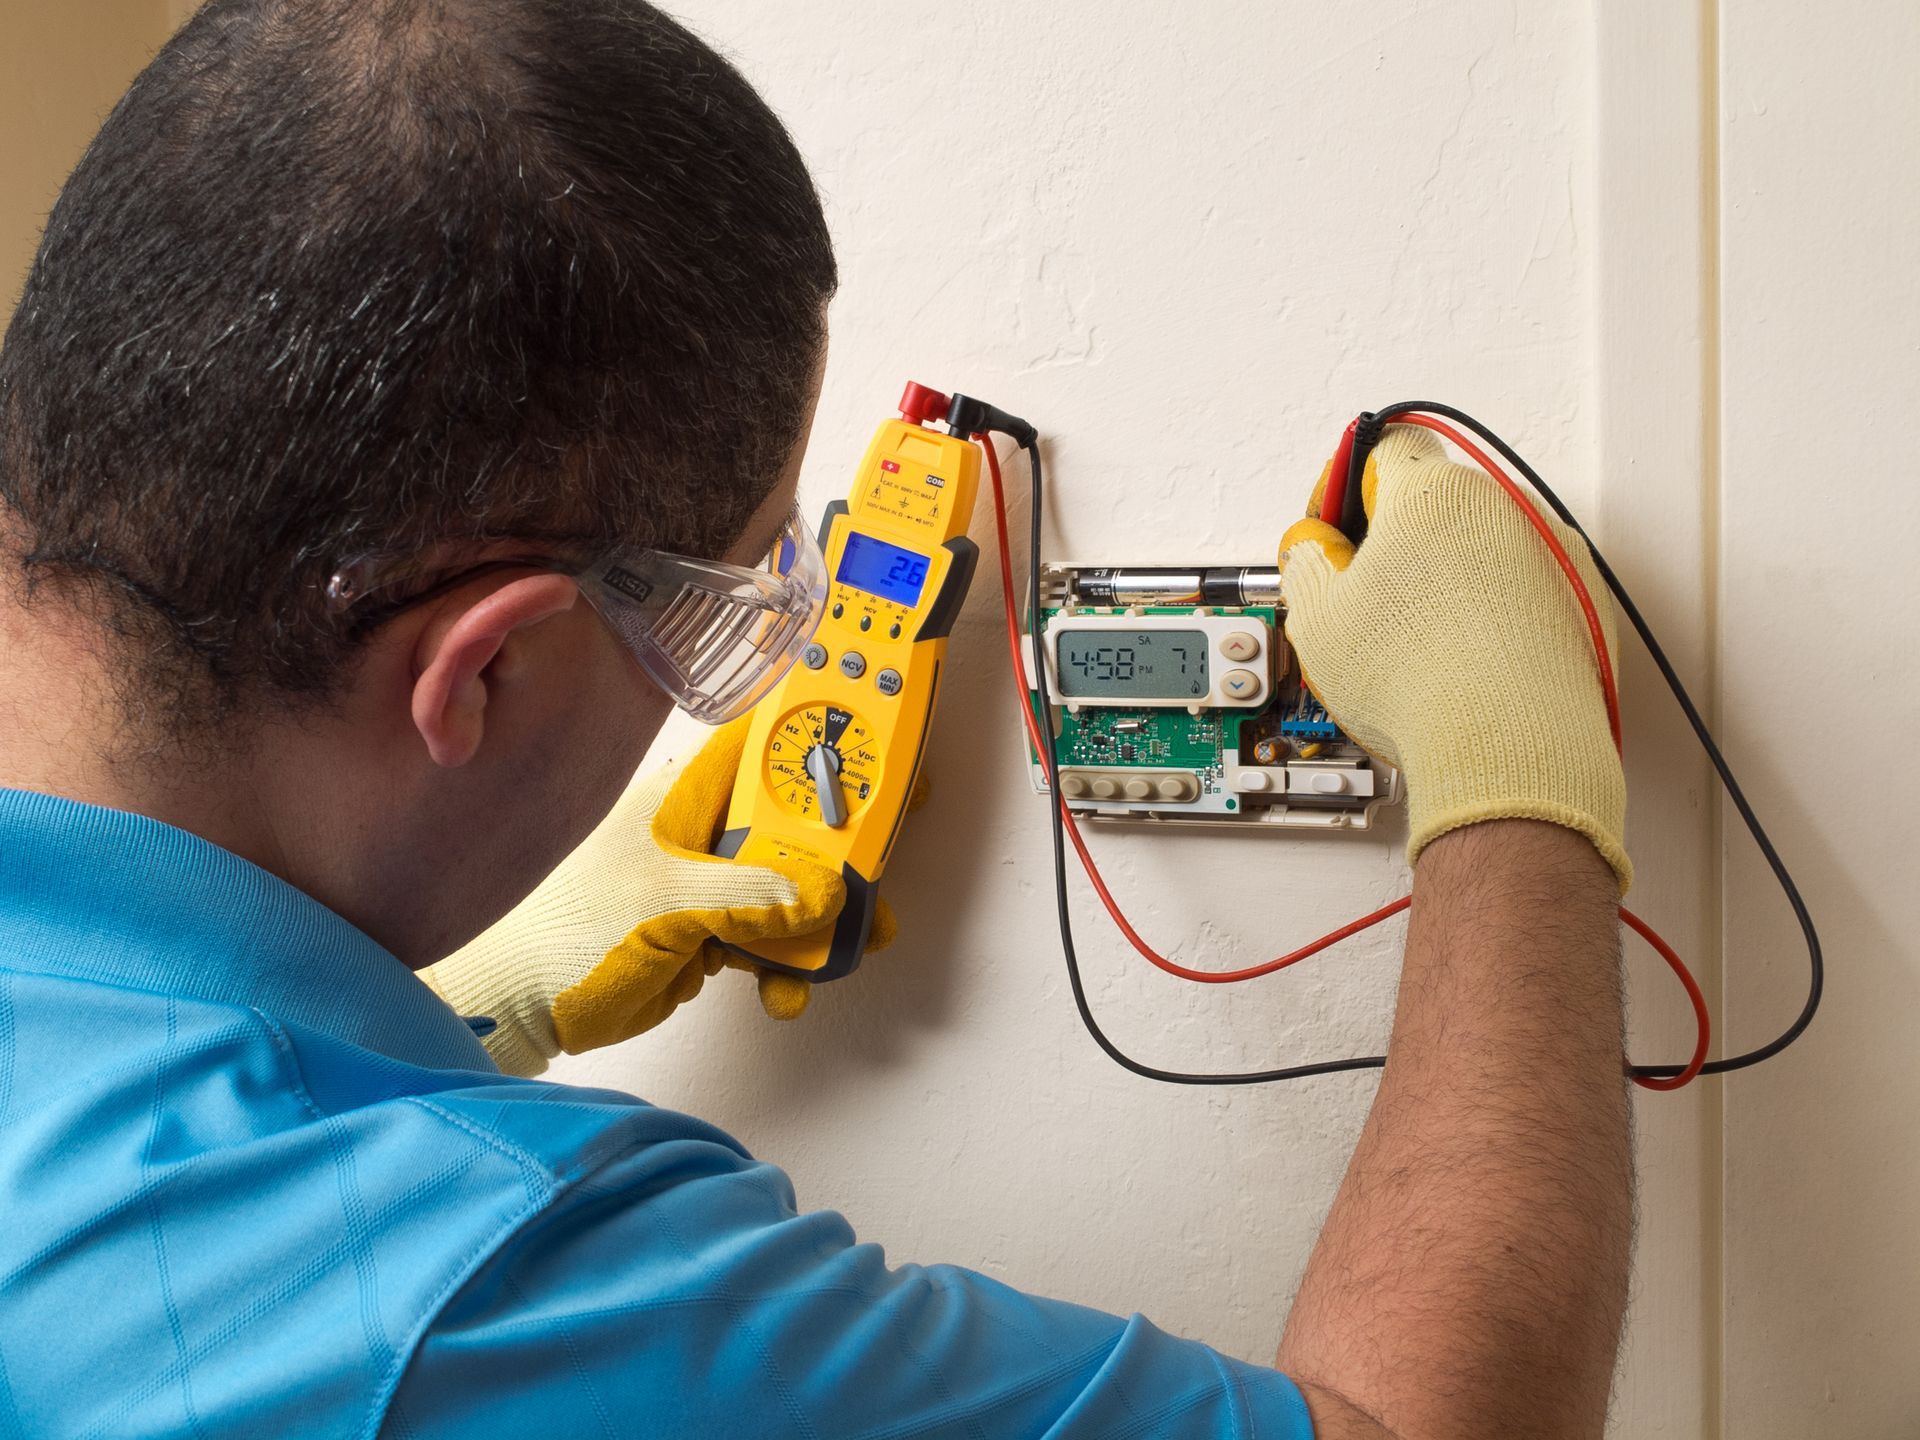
top-left (1278, 820), bottom-right (1631, 1440)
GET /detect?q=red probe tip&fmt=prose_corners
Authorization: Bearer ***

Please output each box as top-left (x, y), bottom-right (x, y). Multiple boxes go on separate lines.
top-left (1318, 416), bottom-right (1361, 527)
top-left (898, 381), bottom-right (950, 427)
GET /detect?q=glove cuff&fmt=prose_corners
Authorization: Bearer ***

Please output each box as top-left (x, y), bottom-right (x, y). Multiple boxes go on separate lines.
top-left (1408, 798), bottom-right (1633, 896)
top-left (419, 954), bottom-right (561, 1077)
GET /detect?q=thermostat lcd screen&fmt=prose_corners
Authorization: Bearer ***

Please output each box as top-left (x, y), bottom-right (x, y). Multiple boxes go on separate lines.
top-left (1056, 630), bottom-right (1210, 699)
top-left (837, 533), bottom-right (931, 606)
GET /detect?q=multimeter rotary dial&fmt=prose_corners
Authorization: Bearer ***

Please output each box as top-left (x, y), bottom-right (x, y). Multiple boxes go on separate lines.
top-left (764, 704), bottom-right (882, 828)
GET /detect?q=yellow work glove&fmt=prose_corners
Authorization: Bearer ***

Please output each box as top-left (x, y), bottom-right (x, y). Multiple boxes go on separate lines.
top-left (1277, 423), bottom-right (1631, 891)
top-left (422, 717), bottom-right (897, 1076)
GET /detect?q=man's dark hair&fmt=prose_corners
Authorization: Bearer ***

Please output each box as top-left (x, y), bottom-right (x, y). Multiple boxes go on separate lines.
top-left (0, 0), bottom-right (835, 736)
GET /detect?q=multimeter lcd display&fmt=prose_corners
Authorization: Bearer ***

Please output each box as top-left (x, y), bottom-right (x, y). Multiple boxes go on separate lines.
top-left (1056, 630), bottom-right (1210, 699)
top-left (838, 533), bottom-right (931, 606)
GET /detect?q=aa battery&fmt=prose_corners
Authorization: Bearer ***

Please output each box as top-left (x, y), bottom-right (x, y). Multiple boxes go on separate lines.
top-left (1071, 567), bottom-right (1284, 607)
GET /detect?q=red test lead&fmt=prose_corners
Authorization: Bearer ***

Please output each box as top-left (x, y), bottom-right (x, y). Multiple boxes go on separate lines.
top-left (970, 402), bottom-right (1822, 1091)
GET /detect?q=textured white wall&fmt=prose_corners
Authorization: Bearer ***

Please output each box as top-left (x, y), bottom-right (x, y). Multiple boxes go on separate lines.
top-left (1719, 2), bottom-right (1920, 1435)
top-left (557, 4), bottom-right (1720, 1432)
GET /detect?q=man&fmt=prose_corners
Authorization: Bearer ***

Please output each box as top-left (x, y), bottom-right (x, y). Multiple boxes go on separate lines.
top-left (0, 2), bottom-right (1634, 1436)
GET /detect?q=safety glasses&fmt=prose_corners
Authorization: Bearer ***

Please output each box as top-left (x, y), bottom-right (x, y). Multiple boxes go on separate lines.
top-left (325, 503), bottom-right (826, 724)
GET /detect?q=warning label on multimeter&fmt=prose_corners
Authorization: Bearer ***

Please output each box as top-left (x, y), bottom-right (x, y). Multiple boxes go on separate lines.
top-left (860, 464), bottom-right (944, 530)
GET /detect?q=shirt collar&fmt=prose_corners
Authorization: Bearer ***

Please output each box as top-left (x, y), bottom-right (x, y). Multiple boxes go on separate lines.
top-left (0, 786), bottom-right (495, 1072)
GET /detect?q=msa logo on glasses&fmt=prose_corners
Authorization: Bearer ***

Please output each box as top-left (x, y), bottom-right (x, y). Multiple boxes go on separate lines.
top-left (600, 565), bottom-right (654, 604)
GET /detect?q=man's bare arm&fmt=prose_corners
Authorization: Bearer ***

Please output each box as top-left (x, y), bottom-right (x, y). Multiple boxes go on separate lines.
top-left (1279, 819), bottom-right (1631, 1440)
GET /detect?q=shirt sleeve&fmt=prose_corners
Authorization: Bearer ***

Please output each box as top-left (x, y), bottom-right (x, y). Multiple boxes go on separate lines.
top-left (380, 1122), bottom-right (1313, 1440)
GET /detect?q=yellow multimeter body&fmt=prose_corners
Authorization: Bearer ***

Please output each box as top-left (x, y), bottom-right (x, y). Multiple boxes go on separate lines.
top-left (715, 401), bottom-right (981, 981)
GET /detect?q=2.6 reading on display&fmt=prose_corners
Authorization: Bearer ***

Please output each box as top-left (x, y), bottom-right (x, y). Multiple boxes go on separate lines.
top-left (838, 532), bottom-right (931, 607)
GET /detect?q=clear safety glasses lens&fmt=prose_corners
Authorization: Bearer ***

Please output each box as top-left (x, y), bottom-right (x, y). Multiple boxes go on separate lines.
top-left (576, 504), bottom-right (827, 725)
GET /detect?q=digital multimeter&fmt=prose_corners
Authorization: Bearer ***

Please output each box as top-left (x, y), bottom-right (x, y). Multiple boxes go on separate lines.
top-left (716, 383), bottom-right (980, 981)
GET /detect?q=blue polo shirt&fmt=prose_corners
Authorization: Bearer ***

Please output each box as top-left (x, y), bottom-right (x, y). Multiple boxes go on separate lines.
top-left (0, 787), bottom-right (1313, 1438)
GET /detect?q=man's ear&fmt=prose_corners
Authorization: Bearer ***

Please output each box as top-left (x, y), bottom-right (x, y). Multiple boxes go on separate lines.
top-left (410, 574), bottom-right (580, 768)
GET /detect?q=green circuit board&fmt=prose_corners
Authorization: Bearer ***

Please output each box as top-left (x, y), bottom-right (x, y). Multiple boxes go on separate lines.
top-left (1054, 704), bottom-right (1252, 771)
